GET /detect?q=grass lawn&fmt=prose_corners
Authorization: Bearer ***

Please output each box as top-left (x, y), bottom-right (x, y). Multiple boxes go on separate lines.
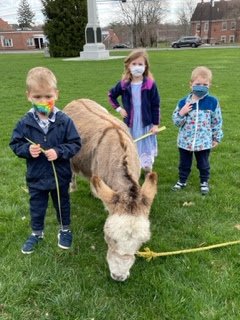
top-left (1, 47), bottom-right (240, 320)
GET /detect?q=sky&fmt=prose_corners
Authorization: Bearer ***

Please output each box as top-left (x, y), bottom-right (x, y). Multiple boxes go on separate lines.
top-left (0, 0), bottom-right (198, 28)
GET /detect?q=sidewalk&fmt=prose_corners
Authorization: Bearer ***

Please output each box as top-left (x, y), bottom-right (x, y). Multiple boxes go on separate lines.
top-left (0, 50), bottom-right (44, 54)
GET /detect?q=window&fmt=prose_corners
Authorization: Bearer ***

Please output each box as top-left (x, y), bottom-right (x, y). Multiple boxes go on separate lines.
top-left (231, 21), bottom-right (236, 30)
top-left (222, 22), bottom-right (227, 30)
top-left (196, 23), bottom-right (200, 32)
top-left (229, 35), bottom-right (235, 43)
top-left (27, 38), bottom-right (34, 46)
top-left (204, 22), bottom-right (209, 32)
top-left (221, 36), bottom-right (226, 43)
top-left (3, 38), bottom-right (13, 47)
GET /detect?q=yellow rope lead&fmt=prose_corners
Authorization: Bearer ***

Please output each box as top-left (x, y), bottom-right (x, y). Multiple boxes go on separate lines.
top-left (25, 137), bottom-right (63, 230)
top-left (137, 240), bottom-right (240, 262)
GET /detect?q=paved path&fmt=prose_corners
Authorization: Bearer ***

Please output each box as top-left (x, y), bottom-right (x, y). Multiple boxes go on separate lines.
top-left (0, 45), bottom-right (239, 55)
top-left (0, 50), bottom-right (44, 54)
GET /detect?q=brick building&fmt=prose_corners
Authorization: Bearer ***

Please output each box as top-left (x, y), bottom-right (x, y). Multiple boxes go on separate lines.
top-left (103, 29), bottom-right (120, 49)
top-left (0, 18), bottom-right (45, 50)
top-left (191, 0), bottom-right (240, 44)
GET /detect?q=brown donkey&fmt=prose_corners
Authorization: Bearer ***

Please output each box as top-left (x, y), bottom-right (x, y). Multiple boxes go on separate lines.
top-left (63, 99), bottom-right (158, 281)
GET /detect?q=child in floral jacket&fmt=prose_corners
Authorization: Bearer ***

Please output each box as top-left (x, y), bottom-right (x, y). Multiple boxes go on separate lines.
top-left (172, 66), bottom-right (223, 195)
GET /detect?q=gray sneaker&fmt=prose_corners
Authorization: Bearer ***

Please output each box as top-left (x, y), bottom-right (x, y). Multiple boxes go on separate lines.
top-left (172, 181), bottom-right (187, 190)
top-left (143, 166), bottom-right (152, 173)
top-left (200, 182), bottom-right (209, 195)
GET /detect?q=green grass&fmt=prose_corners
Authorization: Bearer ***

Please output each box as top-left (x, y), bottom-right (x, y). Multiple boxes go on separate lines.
top-left (1, 48), bottom-right (240, 319)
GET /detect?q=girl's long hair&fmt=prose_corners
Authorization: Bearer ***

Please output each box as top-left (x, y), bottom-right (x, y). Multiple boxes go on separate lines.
top-left (122, 49), bottom-right (153, 81)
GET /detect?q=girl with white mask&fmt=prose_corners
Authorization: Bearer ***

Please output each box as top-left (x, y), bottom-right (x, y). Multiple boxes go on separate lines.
top-left (108, 49), bottom-right (161, 174)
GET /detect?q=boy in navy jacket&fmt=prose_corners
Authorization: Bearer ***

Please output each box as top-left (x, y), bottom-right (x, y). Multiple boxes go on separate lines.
top-left (9, 67), bottom-right (81, 254)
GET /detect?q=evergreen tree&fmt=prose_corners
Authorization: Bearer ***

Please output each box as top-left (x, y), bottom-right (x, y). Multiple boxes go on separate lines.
top-left (17, 0), bottom-right (35, 29)
top-left (42, 0), bottom-right (88, 57)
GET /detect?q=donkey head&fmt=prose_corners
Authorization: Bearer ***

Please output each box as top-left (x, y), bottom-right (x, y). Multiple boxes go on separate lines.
top-left (91, 172), bottom-right (158, 281)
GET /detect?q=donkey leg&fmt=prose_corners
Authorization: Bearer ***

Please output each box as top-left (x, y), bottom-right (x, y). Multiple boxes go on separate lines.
top-left (70, 172), bottom-right (77, 192)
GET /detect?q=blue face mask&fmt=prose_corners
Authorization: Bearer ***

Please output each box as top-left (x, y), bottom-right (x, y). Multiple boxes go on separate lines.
top-left (192, 85), bottom-right (209, 98)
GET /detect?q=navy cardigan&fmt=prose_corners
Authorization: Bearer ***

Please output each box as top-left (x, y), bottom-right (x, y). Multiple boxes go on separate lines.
top-left (108, 77), bottom-right (160, 128)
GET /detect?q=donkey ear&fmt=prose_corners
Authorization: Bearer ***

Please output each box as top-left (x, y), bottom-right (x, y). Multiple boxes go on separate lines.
top-left (91, 175), bottom-right (119, 205)
top-left (140, 172), bottom-right (158, 209)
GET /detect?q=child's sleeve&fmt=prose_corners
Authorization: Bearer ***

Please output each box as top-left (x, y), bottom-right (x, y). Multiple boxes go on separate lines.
top-left (53, 118), bottom-right (81, 160)
top-left (9, 121), bottom-right (32, 159)
top-left (108, 81), bottom-right (123, 110)
top-left (150, 82), bottom-right (160, 125)
top-left (172, 103), bottom-right (186, 127)
top-left (211, 102), bottom-right (223, 142)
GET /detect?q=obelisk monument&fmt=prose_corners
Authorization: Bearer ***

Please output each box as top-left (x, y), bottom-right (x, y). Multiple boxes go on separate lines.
top-left (80, 0), bottom-right (109, 60)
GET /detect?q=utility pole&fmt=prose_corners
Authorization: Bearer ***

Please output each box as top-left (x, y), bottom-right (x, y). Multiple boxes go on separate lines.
top-left (199, 1), bottom-right (203, 39)
top-left (208, 0), bottom-right (214, 44)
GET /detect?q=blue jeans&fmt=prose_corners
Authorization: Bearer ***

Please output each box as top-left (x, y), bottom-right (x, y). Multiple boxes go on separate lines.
top-left (178, 148), bottom-right (210, 184)
top-left (29, 184), bottom-right (70, 232)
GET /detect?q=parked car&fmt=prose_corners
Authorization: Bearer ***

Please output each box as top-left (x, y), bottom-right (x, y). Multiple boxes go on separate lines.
top-left (113, 43), bottom-right (130, 49)
top-left (171, 36), bottom-right (202, 48)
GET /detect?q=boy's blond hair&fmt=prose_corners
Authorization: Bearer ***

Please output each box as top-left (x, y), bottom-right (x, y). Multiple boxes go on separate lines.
top-left (123, 48), bottom-right (153, 81)
top-left (26, 67), bottom-right (57, 91)
top-left (191, 66), bottom-right (212, 82)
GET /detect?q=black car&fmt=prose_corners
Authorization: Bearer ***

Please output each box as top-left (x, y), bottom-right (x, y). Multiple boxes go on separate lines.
top-left (171, 36), bottom-right (202, 48)
top-left (113, 43), bottom-right (130, 49)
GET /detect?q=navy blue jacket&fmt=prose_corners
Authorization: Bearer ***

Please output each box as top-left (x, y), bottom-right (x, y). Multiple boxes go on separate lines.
top-left (9, 110), bottom-right (81, 190)
top-left (108, 77), bottom-right (160, 128)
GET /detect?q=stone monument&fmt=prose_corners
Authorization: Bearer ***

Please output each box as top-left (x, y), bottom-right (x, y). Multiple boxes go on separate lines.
top-left (80, 0), bottom-right (109, 60)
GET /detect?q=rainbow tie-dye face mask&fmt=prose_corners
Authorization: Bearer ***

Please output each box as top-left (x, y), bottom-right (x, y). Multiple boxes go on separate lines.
top-left (32, 100), bottom-right (54, 116)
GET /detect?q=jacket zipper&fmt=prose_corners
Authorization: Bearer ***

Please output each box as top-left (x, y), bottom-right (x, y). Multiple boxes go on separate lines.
top-left (192, 101), bottom-right (199, 150)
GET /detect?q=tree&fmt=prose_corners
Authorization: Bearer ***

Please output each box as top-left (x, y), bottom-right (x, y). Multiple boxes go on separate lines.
top-left (42, 0), bottom-right (87, 57)
top-left (17, 0), bottom-right (35, 29)
top-left (177, 0), bottom-right (198, 36)
top-left (228, 0), bottom-right (240, 41)
top-left (118, 0), bottom-right (168, 48)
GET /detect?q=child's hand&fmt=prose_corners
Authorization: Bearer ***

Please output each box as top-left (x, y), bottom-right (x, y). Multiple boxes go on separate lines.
top-left (150, 125), bottom-right (159, 134)
top-left (29, 144), bottom-right (41, 158)
top-left (119, 109), bottom-right (128, 118)
top-left (179, 102), bottom-right (192, 116)
top-left (45, 148), bottom-right (58, 161)
top-left (212, 141), bottom-right (218, 148)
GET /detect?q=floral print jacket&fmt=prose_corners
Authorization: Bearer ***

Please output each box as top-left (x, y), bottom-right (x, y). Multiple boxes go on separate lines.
top-left (172, 94), bottom-right (223, 151)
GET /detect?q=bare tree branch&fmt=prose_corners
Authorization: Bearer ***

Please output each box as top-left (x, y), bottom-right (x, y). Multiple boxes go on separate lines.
top-left (118, 0), bottom-right (168, 47)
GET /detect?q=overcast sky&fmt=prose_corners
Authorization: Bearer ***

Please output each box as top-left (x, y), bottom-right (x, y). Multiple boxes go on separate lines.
top-left (0, 0), bottom-right (197, 27)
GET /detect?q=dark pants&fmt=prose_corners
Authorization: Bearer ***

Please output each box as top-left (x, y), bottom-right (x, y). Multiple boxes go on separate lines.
top-left (29, 184), bottom-right (70, 232)
top-left (178, 148), bottom-right (210, 184)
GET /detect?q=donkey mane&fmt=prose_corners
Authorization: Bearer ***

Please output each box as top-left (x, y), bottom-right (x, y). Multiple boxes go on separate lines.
top-left (64, 98), bottom-right (141, 208)
top-left (80, 100), bottom-right (128, 136)
top-left (79, 100), bottom-right (140, 202)
top-left (97, 126), bottom-right (140, 204)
